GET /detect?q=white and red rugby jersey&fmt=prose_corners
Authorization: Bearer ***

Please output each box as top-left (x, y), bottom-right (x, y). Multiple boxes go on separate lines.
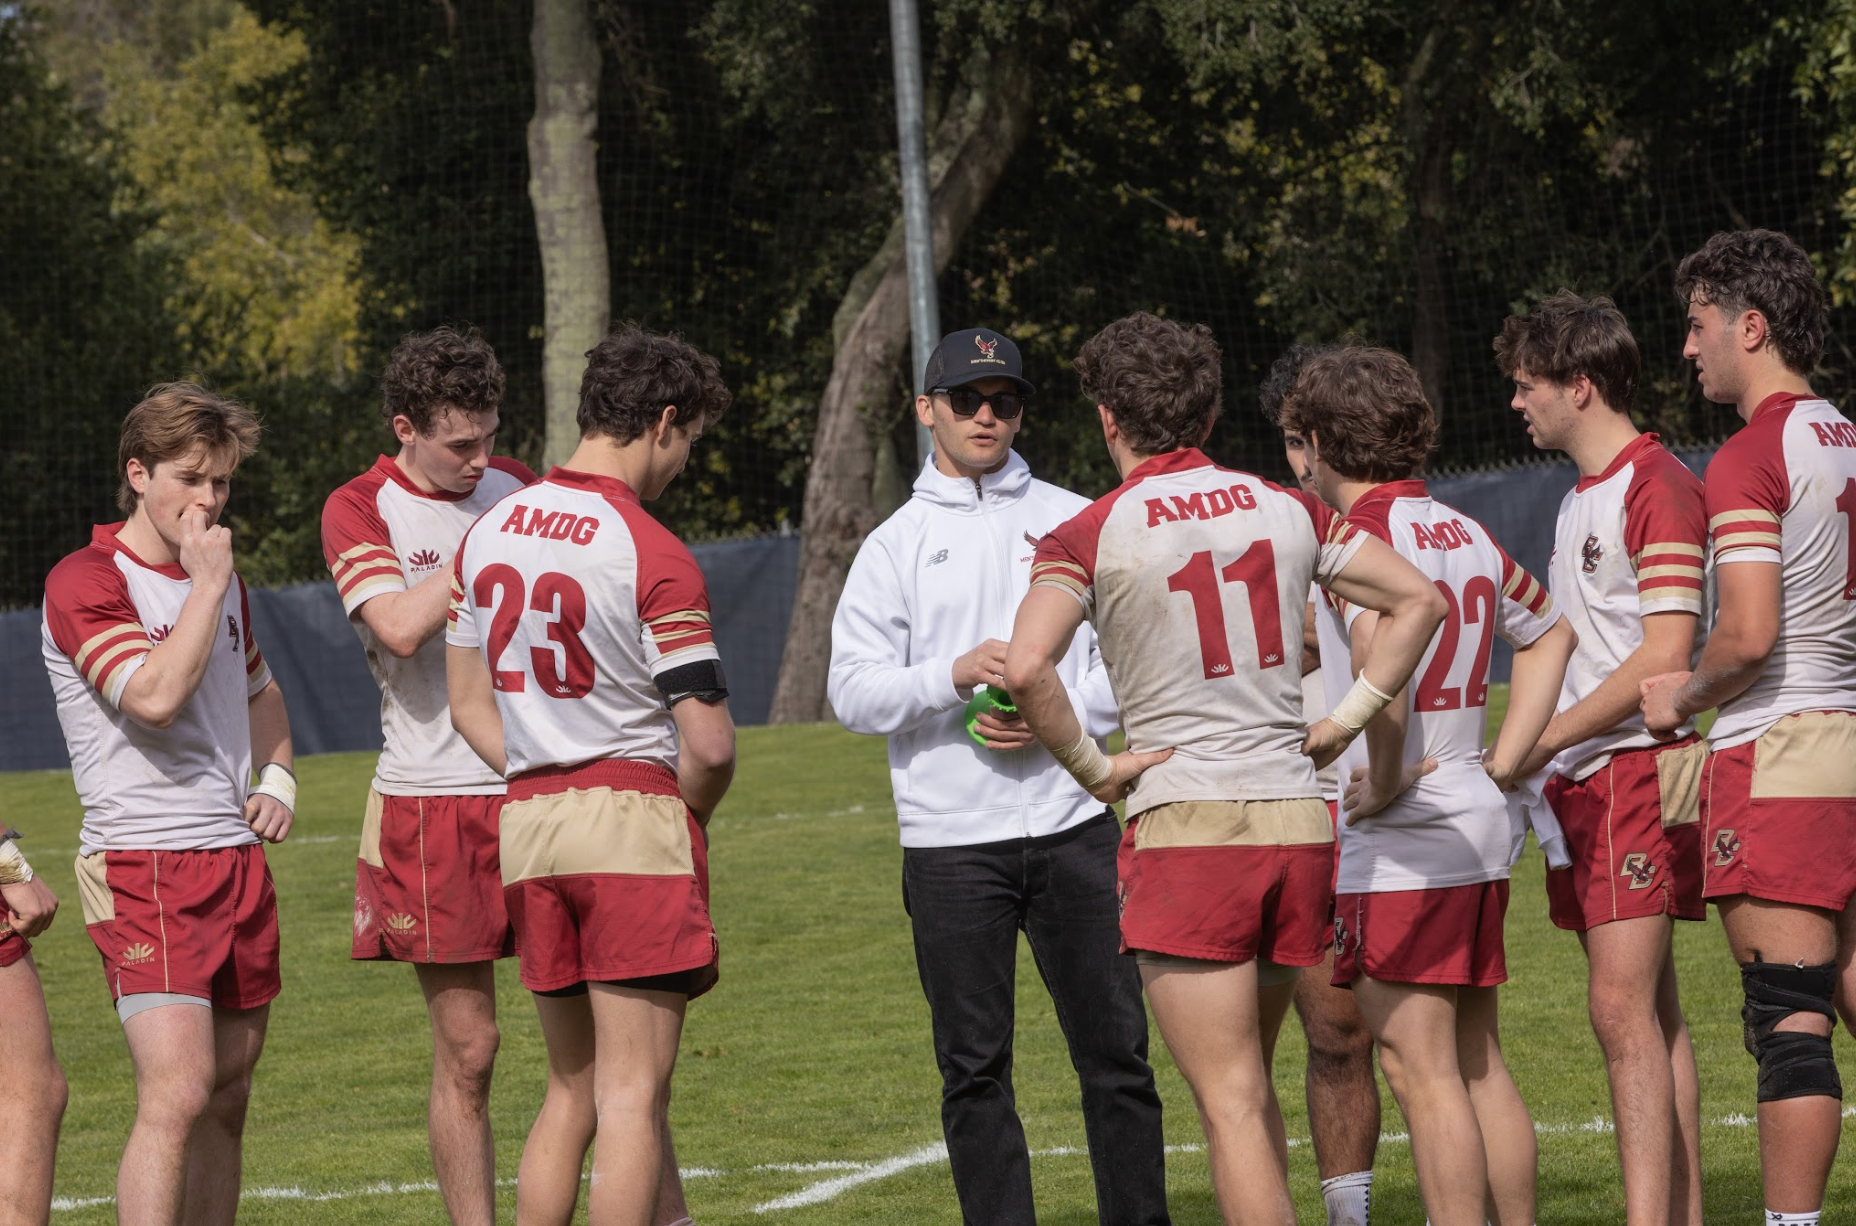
top-left (447, 468), bottom-right (720, 778)
top-left (1318, 481), bottom-right (1560, 893)
top-left (42, 525), bottom-right (274, 854)
top-left (1547, 434), bottom-right (1707, 779)
top-left (322, 454), bottom-right (535, 795)
top-left (1031, 448), bottom-right (1365, 816)
top-left (1703, 393), bottom-right (1856, 749)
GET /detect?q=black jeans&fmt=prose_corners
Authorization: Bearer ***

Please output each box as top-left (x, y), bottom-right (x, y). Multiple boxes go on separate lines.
top-left (902, 812), bottom-right (1170, 1226)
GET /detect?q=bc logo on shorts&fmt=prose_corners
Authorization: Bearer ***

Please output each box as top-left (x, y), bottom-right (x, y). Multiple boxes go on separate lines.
top-left (1619, 852), bottom-right (1656, 889)
top-left (1713, 828), bottom-right (1742, 867)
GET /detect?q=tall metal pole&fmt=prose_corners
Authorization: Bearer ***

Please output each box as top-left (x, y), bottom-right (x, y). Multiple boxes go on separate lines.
top-left (889, 0), bottom-right (938, 471)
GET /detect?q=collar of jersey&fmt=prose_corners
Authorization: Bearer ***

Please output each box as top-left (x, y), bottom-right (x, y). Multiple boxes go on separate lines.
top-left (544, 466), bottom-right (641, 503)
top-left (912, 448), bottom-right (1030, 511)
top-left (1750, 391), bottom-right (1815, 424)
top-left (1123, 447), bottom-right (1214, 484)
top-left (375, 454), bottom-right (474, 502)
top-left (92, 522), bottom-right (189, 580)
top-left (1345, 478), bottom-right (1428, 519)
top-left (1573, 432), bottom-right (1660, 493)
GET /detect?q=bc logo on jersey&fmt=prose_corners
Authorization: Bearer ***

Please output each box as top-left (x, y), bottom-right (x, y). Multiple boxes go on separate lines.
top-left (1581, 534), bottom-right (1603, 574)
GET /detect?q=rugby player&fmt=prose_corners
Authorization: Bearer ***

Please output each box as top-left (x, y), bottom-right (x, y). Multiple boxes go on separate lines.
top-left (1257, 344), bottom-right (1379, 1226)
top-left (1005, 312), bottom-right (1446, 1226)
top-left (1498, 292), bottom-right (1705, 1226)
top-left (1283, 347), bottom-right (1575, 1226)
top-left (42, 383), bottom-right (295, 1226)
top-left (321, 327), bottom-right (533, 1225)
top-left (1641, 229), bottom-right (1856, 1226)
top-left (447, 325), bottom-right (734, 1226)
top-left (0, 831), bottom-right (66, 1226)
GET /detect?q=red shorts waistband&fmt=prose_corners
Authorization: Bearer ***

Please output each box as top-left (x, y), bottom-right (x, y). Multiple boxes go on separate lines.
top-left (506, 759), bottom-right (680, 803)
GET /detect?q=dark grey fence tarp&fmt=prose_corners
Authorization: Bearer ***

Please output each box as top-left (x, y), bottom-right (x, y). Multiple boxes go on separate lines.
top-left (0, 451), bottom-right (1714, 773)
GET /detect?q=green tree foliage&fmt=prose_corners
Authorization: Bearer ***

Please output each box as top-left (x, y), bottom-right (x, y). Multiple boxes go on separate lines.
top-left (0, 9), bottom-right (173, 607)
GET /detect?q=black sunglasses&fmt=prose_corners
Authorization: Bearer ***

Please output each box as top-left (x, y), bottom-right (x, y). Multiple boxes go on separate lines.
top-left (935, 387), bottom-right (1028, 420)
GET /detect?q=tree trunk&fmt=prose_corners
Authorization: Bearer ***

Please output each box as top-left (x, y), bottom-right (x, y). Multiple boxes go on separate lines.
top-left (767, 54), bottom-right (1034, 724)
top-left (527, 0), bottom-right (608, 467)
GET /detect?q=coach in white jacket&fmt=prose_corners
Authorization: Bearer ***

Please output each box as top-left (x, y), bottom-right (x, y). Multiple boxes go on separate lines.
top-left (830, 329), bottom-right (1168, 1226)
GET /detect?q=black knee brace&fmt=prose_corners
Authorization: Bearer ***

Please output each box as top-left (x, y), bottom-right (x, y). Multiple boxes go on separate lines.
top-left (1741, 960), bottom-right (1841, 1104)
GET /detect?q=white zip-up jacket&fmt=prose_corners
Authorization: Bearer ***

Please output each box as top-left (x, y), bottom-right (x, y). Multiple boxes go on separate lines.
top-left (829, 450), bottom-right (1120, 848)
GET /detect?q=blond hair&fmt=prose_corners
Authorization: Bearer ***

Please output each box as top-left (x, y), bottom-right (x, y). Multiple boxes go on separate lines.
top-left (117, 382), bottom-right (261, 513)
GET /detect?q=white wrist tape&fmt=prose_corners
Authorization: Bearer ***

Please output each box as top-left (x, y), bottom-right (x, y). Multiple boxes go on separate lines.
top-left (1051, 730), bottom-right (1113, 790)
top-left (0, 839), bottom-right (33, 886)
top-left (1326, 674), bottom-right (1397, 735)
top-left (252, 762), bottom-right (297, 814)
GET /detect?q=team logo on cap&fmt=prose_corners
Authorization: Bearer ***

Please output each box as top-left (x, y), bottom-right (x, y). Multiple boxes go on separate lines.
top-left (1581, 534), bottom-right (1603, 574)
top-left (975, 334), bottom-right (999, 360)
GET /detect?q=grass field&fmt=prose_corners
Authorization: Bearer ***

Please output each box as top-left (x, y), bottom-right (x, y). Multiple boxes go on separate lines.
top-left (5, 697), bottom-right (1847, 1223)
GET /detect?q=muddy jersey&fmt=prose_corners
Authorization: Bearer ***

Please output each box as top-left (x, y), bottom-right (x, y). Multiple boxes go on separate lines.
top-left (447, 468), bottom-right (720, 778)
top-left (322, 454), bottom-right (536, 795)
top-left (1703, 393), bottom-right (1856, 750)
top-left (43, 525), bottom-right (274, 854)
top-left (1548, 434), bottom-right (1708, 779)
top-left (1031, 448), bottom-right (1364, 816)
top-left (1318, 482), bottom-right (1559, 892)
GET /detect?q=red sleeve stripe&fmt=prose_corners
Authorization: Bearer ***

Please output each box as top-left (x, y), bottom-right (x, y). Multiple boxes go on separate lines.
top-left (1631, 541), bottom-right (1704, 566)
top-left (90, 642), bottom-right (150, 705)
top-left (647, 610), bottom-right (714, 648)
top-left (244, 645), bottom-right (266, 676)
top-left (330, 542), bottom-right (399, 574)
top-left (447, 575), bottom-right (466, 630)
top-left (1325, 518), bottom-right (1359, 546)
top-left (1030, 560), bottom-right (1090, 602)
top-left (75, 623), bottom-right (152, 682)
top-left (1502, 567), bottom-right (1553, 618)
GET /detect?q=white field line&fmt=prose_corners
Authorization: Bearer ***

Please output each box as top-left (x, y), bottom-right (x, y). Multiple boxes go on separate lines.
top-left (749, 1142), bottom-right (947, 1213)
top-left (50, 1106), bottom-right (1856, 1215)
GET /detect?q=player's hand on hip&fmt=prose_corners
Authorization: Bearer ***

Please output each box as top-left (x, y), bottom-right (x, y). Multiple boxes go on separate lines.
top-left (178, 509), bottom-right (235, 591)
top-left (245, 794), bottom-right (293, 843)
top-left (951, 639), bottom-right (1011, 692)
top-left (0, 878), bottom-right (58, 939)
top-left (1087, 747), bottom-right (1173, 804)
top-left (1638, 670), bottom-right (1692, 739)
top-left (1342, 757), bottom-right (1437, 824)
top-left (974, 709), bottom-right (1036, 752)
top-left (1301, 717), bottom-right (1352, 770)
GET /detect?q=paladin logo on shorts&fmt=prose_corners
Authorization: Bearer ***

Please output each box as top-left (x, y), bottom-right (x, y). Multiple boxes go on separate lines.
top-left (1713, 829), bottom-right (1741, 867)
top-left (121, 942), bottom-right (155, 966)
top-left (1620, 852), bottom-right (1656, 889)
top-left (386, 913), bottom-right (417, 934)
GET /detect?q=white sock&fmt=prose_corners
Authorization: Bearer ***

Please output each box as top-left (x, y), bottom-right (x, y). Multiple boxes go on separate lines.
top-left (1320, 1170), bottom-right (1373, 1226)
top-left (1766, 1212), bottom-right (1819, 1226)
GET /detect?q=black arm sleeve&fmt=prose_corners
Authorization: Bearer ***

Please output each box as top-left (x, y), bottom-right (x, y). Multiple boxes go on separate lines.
top-left (654, 658), bottom-right (729, 707)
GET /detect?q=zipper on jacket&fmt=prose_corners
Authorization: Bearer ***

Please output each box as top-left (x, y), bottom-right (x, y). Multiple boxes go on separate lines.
top-left (973, 474), bottom-right (1028, 837)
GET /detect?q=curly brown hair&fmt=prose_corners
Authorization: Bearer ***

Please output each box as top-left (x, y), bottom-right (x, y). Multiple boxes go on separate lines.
top-left (1074, 312), bottom-right (1222, 455)
top-left (1675, 229), bottom-right (1827, 377)
top-left (577, 323), bottom-right (731, 444)
top-left (117, 382), bottom-right (261, 513)
top-left (1493, 291), bottom-right (1640, 412)
top-left (1280, 347), bottom-right (1437, 483)
top-left (381, 325), bottom-right (505, 435)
